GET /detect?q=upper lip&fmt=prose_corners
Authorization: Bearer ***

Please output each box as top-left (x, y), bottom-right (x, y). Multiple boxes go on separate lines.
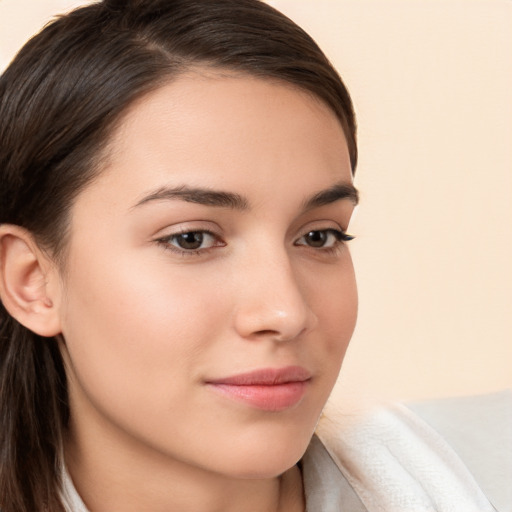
top-left (206, 366), bottom-right (311, 386)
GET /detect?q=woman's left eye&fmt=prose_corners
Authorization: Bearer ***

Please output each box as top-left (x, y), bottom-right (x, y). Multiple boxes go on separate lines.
top-left (295, 229), bottom-right (354, 249)
top-left (157, 230), bottom-right (221, 253)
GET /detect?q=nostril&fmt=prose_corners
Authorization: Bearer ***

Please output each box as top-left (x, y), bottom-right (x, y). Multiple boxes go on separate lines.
top-left (253, 329), bottom-right (281, 338)
top-left (255, 330), bottom-right (277, 336)
top-left (251, 326), bottom-right (308, 342)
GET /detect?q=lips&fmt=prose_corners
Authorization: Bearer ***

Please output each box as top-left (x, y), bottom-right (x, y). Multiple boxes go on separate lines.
top-left (205, 366), bottom-right (311, 412)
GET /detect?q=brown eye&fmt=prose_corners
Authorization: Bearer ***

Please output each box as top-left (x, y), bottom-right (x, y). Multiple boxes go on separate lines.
top-left (296, 229), bottom-right (354, 249)
top-left (159, 230), bottom-right (220, 253)
top-left (304, 230), bottom-right (328, 247)
top-left (174, 232), bottom-right (205, 250)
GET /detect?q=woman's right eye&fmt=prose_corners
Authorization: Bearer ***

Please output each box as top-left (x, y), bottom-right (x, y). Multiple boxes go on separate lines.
top-left (156, 230), bottom-right (222, 255)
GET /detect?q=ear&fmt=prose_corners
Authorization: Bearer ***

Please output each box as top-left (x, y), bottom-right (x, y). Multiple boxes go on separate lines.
top-left (0, 224), bottom-right (62, 337)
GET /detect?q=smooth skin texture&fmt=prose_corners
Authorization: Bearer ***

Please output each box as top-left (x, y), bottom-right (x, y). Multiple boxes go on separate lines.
top-left (1, 71), bottom-right (358, 511)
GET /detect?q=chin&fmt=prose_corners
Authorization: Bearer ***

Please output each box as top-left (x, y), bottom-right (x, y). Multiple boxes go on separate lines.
top-left (207, 420), bottom-right (317, 479)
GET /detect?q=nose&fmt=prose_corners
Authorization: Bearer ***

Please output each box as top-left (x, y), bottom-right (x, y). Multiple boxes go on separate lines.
top-left (232, 250), bottom-right (318, 342)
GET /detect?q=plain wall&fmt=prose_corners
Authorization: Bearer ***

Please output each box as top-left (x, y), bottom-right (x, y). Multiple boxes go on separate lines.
top-left (1, 0), bottom-right (511, 406)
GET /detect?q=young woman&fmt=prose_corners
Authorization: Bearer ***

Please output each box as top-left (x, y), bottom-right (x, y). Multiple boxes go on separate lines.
top-left (0, 1), bottom-right (357, 510)
top-left (0, 1), bottom-right (503, 511)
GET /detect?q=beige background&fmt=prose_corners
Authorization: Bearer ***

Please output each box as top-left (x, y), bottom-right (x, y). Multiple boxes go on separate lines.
top-left (1, 0), bottom-right (511, 405)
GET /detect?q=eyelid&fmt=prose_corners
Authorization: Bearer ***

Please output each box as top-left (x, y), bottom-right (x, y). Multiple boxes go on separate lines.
top-left (295, 218), bottom-right (352, 238)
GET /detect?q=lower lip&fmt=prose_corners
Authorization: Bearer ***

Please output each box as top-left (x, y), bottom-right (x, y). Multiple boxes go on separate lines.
top-left (208, 381), bottom-right (309, 412)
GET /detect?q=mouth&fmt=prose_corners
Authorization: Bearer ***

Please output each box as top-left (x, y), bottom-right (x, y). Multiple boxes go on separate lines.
top-left (205, 366), bottom-right (311, 412)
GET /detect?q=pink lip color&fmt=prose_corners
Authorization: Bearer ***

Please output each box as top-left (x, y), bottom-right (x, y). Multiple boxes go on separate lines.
top-left (206, 366), bottom-right (311, 412)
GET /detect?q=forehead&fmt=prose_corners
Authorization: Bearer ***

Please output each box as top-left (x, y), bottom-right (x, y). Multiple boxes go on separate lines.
top-left (83, 71), bottom-right (352, 209)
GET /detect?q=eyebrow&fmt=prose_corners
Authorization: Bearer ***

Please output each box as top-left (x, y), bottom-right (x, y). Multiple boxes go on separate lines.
top-left (132, 181), bottom-right (358, 211)
top-left (302, 182), bottom-right (359, 210)
top-left (132, 185), bottom-right (249, 210)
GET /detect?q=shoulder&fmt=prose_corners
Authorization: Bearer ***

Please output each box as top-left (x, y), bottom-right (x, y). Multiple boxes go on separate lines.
top-left (315, 390), bottom-right (511, 512)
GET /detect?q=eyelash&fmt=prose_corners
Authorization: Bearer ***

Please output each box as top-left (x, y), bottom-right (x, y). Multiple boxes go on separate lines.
top-left (155, 228), bottom-right (354, 257)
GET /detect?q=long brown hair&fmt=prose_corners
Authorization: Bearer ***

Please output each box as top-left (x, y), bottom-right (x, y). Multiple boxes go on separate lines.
top-left (0, 1), bottom-right (357, 510)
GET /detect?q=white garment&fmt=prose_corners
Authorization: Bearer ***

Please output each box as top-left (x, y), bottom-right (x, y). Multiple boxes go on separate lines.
top-left (315, 401), bottom-right (500, 512)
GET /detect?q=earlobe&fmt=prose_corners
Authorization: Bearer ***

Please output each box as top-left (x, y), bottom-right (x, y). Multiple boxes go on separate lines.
top-left (0, 225), bottom-right (62, 337)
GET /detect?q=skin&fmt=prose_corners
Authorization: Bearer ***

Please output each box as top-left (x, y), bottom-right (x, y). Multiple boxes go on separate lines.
top-left (50, 71), bottom-right (358, 511)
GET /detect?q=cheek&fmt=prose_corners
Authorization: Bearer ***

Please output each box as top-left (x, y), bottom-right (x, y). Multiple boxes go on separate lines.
top-left (64, 246), bottom-right (224, 336)
top-left (293, 253), bottom-right (357, 404)
top-left (305, 253), bottom-right (357, 349)
top-left (59, 250), bottom-right (229, 413)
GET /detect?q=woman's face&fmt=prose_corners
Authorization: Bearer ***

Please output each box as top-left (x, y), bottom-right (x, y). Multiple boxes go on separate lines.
top-left (57, 71), bottom-right (358, 479)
